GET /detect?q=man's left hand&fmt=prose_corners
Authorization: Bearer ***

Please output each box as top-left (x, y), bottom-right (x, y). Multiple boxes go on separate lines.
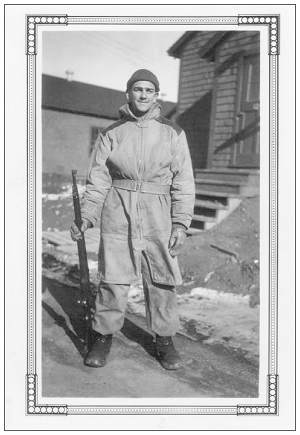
top-left (168, 226), bottom-right (187, 257)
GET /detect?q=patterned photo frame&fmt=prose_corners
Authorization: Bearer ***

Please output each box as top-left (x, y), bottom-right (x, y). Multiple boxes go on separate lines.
top-left (26, 13), bottom-right (279, 416)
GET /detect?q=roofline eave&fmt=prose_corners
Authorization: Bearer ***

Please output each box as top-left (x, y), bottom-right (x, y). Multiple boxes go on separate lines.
top-left (167, 31), bottom-right (198, 58)
top-left (42, 105), bottom-right (119, 121)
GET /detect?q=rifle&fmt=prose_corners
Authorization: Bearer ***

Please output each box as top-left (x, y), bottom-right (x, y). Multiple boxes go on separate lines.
top-left (71, 169), bottom-right (93, 352)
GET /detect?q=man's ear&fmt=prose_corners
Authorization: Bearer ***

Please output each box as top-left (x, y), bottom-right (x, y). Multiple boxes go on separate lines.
top-left (126, 92), bottom-right (130, 101)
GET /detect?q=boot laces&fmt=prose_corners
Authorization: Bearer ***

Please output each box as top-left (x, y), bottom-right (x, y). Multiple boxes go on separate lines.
top-left (94, 334), bottom-right (111, 344)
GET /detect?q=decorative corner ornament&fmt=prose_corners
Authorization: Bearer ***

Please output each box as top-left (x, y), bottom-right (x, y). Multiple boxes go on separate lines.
top-left (238, 15), bottom-right (280, 55)
top-left (237, 375), bottom-right (278, 415)
top-left (26, 374), bottom-right (68, 415)
top-left (26, 15), bottom-right (68, 55)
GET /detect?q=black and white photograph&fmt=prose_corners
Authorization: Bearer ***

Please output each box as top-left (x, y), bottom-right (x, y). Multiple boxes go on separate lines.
top-left (42, 29), bottom-right (261, 399)
top-left (4, 3), bottom-right (295, 431)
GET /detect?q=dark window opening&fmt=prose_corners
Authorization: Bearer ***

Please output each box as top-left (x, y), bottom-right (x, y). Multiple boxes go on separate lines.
top-left (90, 126), bottom-right (104, 155)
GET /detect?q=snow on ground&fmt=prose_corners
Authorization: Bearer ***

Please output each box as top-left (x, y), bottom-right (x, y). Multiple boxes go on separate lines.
top-left (42, 183), bottom-right (86, 201)
top-left (88, 260), bottom-right (98, 271)
top-left (127, 284), bottom-right (259, 365)
top-left (42, 181), bottom-right (260, 366)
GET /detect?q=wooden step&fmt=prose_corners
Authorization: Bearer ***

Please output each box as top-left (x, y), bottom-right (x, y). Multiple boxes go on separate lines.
top-left (196, 185), bottom-right (259, 198)
top-left (192, 214), bottom-right (216, 223)
top-left (194, 198), bottom-right (228, 210)
top-left (195, 178), bottom-right (246, 186)
top-left (195, 188), bottom-right (242, 198)
top-left (195, 168), bottom-right (259, 174)
top-left (194, 168), bottom-right (259, 184)
top-left (195, 181), bottom-right (242, 195)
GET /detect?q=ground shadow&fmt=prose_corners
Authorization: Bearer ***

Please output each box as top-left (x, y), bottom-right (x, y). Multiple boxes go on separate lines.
top-left (121, 318), bottom-right (156, 358)
top-left (43, 276), bottom-right (88, 342)
top-left (42, 276), bottom-right (259, 397)
top-left (43, 276), bottom-right (157, 361)
top-left (42, 299), bottom-right (86, 358)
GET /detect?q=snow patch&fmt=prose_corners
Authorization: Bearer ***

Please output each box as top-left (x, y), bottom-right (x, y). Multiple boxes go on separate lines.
top-left (87, 260), bottom-right (98, 270)
top-left (42, 183), bottom-right (86, 201)
top-left (127, 284), bottom-right (259, 365)
top-left (189, 287), bottom-right (250, 305)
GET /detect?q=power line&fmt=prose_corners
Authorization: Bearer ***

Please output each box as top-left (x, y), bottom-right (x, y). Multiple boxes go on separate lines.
top-left (79, 32), bottom-right (145, 69)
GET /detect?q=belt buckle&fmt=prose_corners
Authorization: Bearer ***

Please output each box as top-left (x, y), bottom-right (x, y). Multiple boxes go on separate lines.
top-left (136, 181), bottom-right (142, 191)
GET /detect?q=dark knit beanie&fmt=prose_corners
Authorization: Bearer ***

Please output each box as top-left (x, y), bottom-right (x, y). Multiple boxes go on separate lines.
top-left (126, 69), bottom-right (160, 92)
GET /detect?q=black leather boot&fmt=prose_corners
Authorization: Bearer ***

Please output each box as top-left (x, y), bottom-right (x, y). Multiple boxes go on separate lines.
top-left (155, 335), bottom-right (182, 370)
top-left (84, 332), bottom-right (113, 368)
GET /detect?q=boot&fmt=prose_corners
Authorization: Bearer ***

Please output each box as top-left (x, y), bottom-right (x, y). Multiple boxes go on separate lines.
top-left (84, 331), bottom-right (113, 368)
top-left (155, 335), bottom-right (182, 370)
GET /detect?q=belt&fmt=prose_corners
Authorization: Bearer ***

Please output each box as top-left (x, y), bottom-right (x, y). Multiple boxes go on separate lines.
top-left (112, 179), bottom-right (170, 194)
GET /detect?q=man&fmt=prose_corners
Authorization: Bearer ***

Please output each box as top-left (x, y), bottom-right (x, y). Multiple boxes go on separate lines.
top-left (71, 69), bottom-right (195, 370)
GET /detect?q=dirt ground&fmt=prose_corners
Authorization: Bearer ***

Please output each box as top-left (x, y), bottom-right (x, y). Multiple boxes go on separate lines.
top-left (42, 177), bottom-right (259, 304)
top-left (42, 276), bottom-right (258, 398)
top-left (177, 196), bottom-right (260, 306)
top-left (42, 176), bottom-right (260, 365)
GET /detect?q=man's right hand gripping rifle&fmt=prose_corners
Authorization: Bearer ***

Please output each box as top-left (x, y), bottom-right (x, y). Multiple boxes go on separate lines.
top-left (70, 219), bottom-right (92, 241)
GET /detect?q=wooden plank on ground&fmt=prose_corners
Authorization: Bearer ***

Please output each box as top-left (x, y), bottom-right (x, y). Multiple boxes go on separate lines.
top-left (43, 231), bottom-right (73, 246)
top-left (43, 229), bottom-right (100, 255)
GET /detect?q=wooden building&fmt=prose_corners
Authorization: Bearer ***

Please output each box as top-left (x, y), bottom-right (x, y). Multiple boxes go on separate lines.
top-left (168, 31), bottom-right (260, 230)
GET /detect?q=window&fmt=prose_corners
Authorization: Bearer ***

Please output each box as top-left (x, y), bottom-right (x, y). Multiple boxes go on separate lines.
top-left (89, 126), bottom-right (104, 155)
top-left (232, 53), bottom-right (260, 168)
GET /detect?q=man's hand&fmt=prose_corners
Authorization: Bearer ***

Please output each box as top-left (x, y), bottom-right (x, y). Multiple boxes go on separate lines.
top-left (168, 225), bottom-right (187, 257)
top-left (70, 219), bottom-right (92, 241)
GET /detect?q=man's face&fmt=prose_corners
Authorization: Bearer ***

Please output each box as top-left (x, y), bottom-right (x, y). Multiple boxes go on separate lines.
top-left (127, 80), bottom-right (158, 114)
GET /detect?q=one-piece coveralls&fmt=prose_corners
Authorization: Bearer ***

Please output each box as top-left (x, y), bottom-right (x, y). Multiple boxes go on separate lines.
top-left (81, 102), bottom-right (195, 336)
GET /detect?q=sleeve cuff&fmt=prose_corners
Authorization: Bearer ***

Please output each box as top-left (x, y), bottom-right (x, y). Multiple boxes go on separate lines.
top-left (172, 222), bottom-right (188, 231)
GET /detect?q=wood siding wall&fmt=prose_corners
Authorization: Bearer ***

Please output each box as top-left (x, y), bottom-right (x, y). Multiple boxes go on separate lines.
top-left (211, 31), bottom-right (260, 168)
top-left (175, 31), bottom-right (260, 169)
top-left (176, 32), bottom-right (215, 168)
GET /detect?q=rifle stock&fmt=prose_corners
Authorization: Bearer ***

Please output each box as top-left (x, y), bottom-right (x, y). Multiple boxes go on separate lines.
top-left (72, 169), bottom-right (92, 351)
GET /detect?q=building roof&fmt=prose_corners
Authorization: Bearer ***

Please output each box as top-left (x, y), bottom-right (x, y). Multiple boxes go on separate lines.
top-left (42, 74), bottom-right (176, 119)
top-left (168, 31), bottom-right (237, 60)
top-left (167, 31), bottom-right (198, 58)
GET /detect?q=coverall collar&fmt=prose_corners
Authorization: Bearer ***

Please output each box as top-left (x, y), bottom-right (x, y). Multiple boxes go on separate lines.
top-left (119, 102), bottom-right (161, 124)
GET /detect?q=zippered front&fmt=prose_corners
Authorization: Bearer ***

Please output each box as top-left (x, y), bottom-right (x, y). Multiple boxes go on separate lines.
top-left (134, 123), bottom-right (144, 279)
top-left (136, 124), bottom-right (144, 243)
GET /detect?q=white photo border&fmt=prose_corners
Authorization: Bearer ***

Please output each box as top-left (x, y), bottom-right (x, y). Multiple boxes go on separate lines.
top-left (26, 14), bottom-right (279, 416)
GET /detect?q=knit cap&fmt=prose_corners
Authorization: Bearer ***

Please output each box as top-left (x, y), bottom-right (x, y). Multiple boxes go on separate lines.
top-left (126, 69), bottom-right (160, 92)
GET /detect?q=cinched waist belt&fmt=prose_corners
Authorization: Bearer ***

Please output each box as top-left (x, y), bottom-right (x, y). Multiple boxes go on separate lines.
top-left (112, 179), bottom-right (170, 194)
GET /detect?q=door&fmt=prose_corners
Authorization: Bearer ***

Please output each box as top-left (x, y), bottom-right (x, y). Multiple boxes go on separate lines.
top-left (177, 91), bottom-right (212, 169)
top-left (232, 54), bottom-right (260, 167)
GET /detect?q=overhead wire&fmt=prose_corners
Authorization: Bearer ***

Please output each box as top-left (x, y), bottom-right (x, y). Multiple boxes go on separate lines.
top-left (78, 32), bottom-right (146, 69)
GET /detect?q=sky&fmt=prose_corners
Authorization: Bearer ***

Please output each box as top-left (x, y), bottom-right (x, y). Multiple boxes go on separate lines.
top-left (42, 31), bottom-right (184, 102)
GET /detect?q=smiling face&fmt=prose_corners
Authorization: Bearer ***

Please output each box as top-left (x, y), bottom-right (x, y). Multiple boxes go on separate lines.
top-left (127, 80), bottom-right (158, 116)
